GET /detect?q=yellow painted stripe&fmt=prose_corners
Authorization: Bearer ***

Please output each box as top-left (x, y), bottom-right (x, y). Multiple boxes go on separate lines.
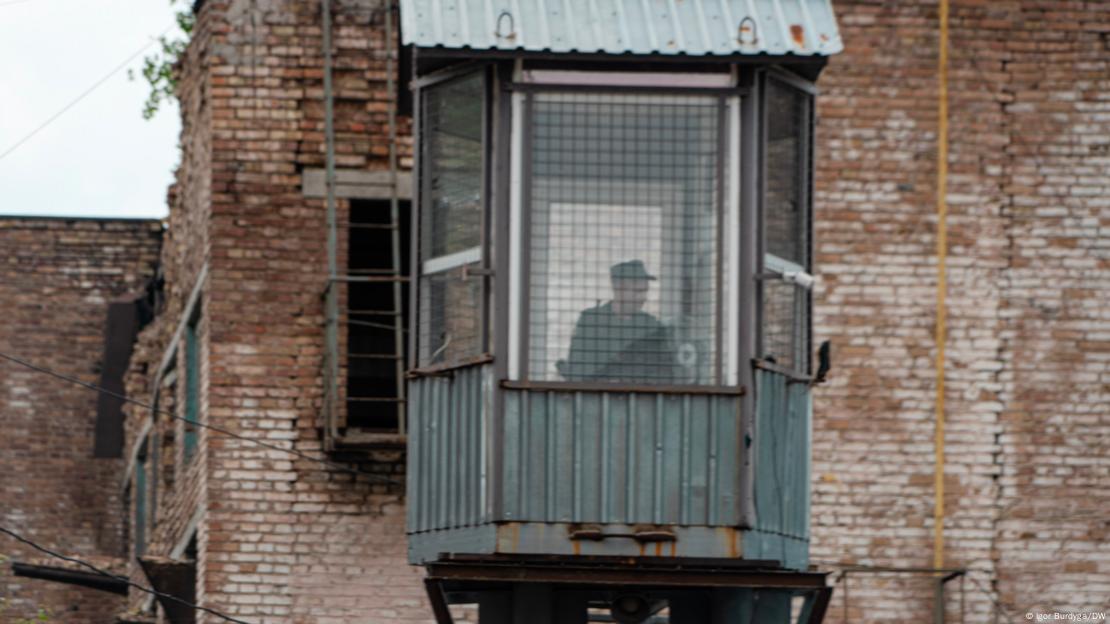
top-left (934, 0), bottom-right (950, 572)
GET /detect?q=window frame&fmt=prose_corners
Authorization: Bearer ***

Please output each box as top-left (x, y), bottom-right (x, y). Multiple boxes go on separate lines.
top-left (507, 68), bottom-right (747, 391)
top-left (412, 66), bottom-right (494, 371)
top-left (407, 62), bottom-right (819, 389)
top-left (342, 198), bottom-right (413, 437)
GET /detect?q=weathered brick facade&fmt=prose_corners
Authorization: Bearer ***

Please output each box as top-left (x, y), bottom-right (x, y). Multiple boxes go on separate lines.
top-left (114, 1), bottom-right (427, 622)
top-left (3, 1), bottom-right (1106, 623)
top-left (812, 2), bottom-right (1109, 621)
top-left (0, 217), bottom-right (162, 623)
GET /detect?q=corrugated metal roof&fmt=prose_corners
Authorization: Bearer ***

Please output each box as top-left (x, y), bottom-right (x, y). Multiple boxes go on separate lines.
top-left (399, 0), bottom-right (843, 57)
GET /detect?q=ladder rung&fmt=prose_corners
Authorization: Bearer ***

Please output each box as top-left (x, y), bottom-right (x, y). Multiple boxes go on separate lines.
top-left (346, 267), bottom-right (408, 274)
top-left (347, 319), bottom-right (409, 332)
top-left (349, 268), bottom-right (404, 275)
top-left (333, 275), bottom-right (409, 283)
top-left (349, 223), bottom-right (399, 230)
top-left (348, 353), bottom-right (404, 359)
top-left (348, 309), bottom-right (402, 315)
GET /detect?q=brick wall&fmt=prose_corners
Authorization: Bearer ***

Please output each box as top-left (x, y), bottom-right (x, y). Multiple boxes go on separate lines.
top-left (812, 1), bottom-right (1110, 620)
top-left (120, 1), bottom-right (429, 622)
top-left (116, 0), bottom-right (1109, 623)
top-left (992, 1), bottom-right (1110, 615)
top-left (0, 217), bottom-right (161, 623)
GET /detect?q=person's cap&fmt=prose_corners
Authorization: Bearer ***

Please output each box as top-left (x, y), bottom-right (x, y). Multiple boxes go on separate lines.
top-left (610, 260), bottom-right (656, 281)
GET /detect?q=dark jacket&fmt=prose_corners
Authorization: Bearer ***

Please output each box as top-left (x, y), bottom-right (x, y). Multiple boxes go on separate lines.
top-left (559, 302), bottom-right (678, 383)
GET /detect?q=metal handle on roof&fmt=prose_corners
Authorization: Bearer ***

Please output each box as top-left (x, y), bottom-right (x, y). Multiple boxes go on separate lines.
top-left (738, 16), bottom-right (759, 46)
top-left (495, 10), bottom-right (516, 41)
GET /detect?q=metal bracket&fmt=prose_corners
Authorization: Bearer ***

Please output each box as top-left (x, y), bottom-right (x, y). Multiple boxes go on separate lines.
top-left (462, 265), bottom-right (495, 280)
top-left (568, 524), bottom-right (677, 543)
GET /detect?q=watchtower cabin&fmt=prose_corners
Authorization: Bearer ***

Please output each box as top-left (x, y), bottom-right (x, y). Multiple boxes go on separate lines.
top-left (398, 1), bottom-right (842, 621)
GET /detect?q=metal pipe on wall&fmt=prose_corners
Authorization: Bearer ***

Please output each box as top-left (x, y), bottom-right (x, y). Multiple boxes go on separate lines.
top-left (385, 0), bottom-right (406, 436)
top-left (322, 0), bottom-right (340, 445)
top-left (933, 0), bottom-right (950, 575)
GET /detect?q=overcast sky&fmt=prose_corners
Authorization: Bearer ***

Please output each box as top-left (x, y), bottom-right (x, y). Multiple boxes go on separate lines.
top-left (1, 0), bottom-right (183, 219)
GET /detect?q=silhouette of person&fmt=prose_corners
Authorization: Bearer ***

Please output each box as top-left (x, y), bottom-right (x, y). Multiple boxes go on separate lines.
top-left (558, 260), bottom-right (678, 383)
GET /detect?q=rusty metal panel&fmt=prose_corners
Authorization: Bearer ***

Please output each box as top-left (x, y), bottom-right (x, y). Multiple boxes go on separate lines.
top-left (407, 364), bottom-right (492, 533)
top-left (400, 0), bottom-right (844, 57)
top-left (745, 368), bottom-right (810, 568)
top-left (501, 388), bottom-right (742, 527)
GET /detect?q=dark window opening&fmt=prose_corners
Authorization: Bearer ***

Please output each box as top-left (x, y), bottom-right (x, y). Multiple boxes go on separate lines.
top-left (135, 442), bottom-right (149, 557)
top-left (397, 40), bottom-right (413, 117)
top-left (158, 370), bottom-right (177, 490)
top-left (121, 485), bottom-right (131, 559)
top-left (183, 314), bottom-right (200, 462)
top-left (346, 198), bottom-right (411, 432)
top-left (93, 301), bottom-right (141, 458)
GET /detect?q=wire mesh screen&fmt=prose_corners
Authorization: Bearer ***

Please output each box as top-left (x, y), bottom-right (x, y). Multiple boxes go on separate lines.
top-left (527, 92), bottom-right (724, 385)
top-left (761, 279), bottom-right (808, 371)
top-left (419, 267), bottom-right (483, 365)
top-left (421, 73), bottom-right (483, 259)
top-left (419, 72), bottom-right (484, 366)
top-left (765, 79), bottom-right (809, 267)
top-left (762, 78), bottom-right (812, 374)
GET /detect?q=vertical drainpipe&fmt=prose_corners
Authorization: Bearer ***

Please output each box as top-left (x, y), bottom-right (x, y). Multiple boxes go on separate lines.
top-left (322, 0), bottom-right (340, 447)
top-left (934, 0), bottom-right (950, 595)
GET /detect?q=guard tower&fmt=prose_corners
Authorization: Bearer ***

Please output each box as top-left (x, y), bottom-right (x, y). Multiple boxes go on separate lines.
top-left (401, 2), bottom-right (842, 621)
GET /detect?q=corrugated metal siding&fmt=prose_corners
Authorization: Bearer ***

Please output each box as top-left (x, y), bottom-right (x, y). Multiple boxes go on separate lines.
top-left (400, 0), bottom-right (843, 57)
top-left (753, 369), bottom-right (810, 541)
top-left (501, 389), bottom-right (742, 526)
top-left (407, 364), bottom-right (491, 533)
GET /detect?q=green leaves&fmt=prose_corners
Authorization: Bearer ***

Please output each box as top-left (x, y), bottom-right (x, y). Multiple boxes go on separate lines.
top-left (130, 0), bottom-right (194, 120)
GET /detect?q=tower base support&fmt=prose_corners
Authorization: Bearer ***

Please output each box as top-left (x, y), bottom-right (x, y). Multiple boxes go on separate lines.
top-left (423, 555), bottom-right (832, 624)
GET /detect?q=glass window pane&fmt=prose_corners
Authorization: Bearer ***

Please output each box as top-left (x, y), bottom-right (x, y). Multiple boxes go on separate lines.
top-left (766, 80), bottom-right (809, 267)
top-left (763, 79), bottom-right (812, 375)
top-left (418, 72), bottom-right (485, 367)
top-left (421, 74), bottom-right (483, 261)
top-left (527, 93), bottom-right (723, 385)
top-left (761, 280), bottom-right (809, 372)
top-left (419, 265), bottom-right (483, 366)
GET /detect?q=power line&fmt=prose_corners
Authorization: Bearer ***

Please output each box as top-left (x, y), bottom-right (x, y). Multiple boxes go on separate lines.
top-left (0, 25), bottom-right (174, 164)
top-left (0, 350), bottom-right (403, 487)
top-left (0, 525), bottom-right (253, 624)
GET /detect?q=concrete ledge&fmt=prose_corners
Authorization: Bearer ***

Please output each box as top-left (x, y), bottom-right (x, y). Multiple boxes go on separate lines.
top-left (302, 168), bottom-right (413, 200)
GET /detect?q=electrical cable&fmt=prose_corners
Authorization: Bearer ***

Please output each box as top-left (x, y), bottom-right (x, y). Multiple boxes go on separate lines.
top-left (0, 24), bottom-right (175, 164)
top-left (0, 525), bottom-right (253, 624)
top-left (0, 350), bottom-right (403, 487)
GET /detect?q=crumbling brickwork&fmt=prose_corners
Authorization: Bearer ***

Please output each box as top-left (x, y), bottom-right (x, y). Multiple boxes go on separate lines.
top-left (0, 217), bottom-right (161, 623)
top-left (117, 1), bottom-right (427, 622)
